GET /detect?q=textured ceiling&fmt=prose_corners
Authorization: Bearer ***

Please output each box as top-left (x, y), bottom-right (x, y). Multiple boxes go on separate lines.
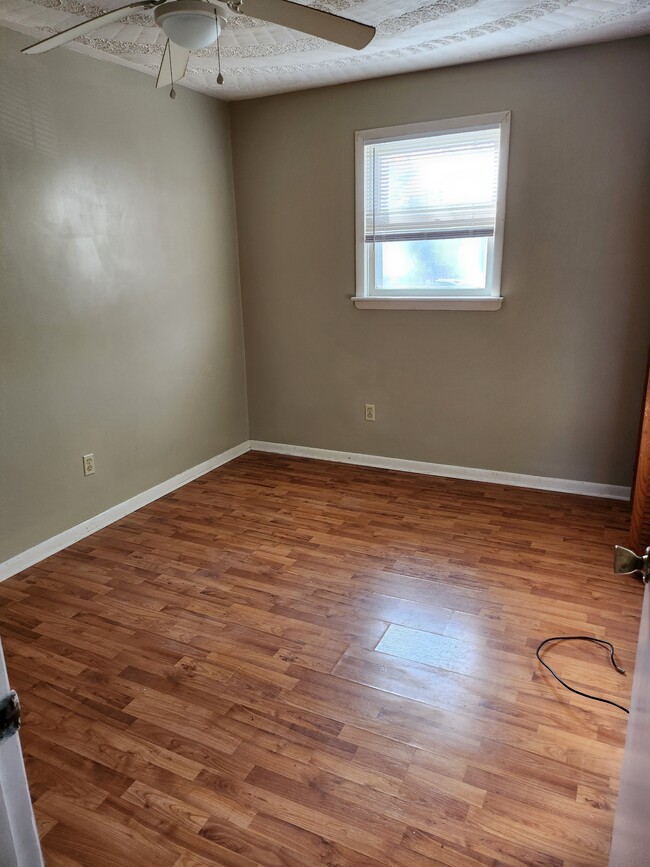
top-left (2, 0), bottom-right (649, 99)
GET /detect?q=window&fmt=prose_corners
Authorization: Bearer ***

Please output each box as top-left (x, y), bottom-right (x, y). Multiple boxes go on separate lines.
top-left (354, 112), bottom-right (510, 310)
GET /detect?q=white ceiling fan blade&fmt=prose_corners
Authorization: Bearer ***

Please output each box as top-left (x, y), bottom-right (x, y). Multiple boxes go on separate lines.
top-left (22, 1), bottom-right (156, 54)
top-left (233, 0), bottom-right (375, 50)
top-left (156, 39), bottom-right (191, 88)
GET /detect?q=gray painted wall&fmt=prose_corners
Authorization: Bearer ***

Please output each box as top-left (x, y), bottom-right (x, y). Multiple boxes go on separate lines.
top-left (0, 27), bottom-right (248, 562)
top-left (230, 37), bottom-right (650, 487)
top-left (2, 30), bottom-right (649, 567)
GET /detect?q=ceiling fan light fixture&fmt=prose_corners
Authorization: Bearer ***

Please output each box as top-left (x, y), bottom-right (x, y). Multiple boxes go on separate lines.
top-left (154, 1), bottom-right (223, 49)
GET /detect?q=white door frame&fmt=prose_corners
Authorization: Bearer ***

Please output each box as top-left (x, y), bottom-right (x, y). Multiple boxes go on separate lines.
top-left (0, 641), bottom-right (43, 867)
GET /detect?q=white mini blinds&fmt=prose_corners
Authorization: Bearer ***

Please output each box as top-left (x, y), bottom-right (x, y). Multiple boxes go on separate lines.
top-left (355, 112), bottom-right (510, 307)
top-left (363, 126), bottom-right (501, 244)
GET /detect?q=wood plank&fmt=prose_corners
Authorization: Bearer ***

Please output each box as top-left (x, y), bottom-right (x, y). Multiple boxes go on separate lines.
top-left (0, 452), bottom-right (639, 866)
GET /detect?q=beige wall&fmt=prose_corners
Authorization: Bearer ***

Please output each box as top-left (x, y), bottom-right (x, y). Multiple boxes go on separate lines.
top-left (2, 31), bottom-right (649, 567)
top-left (0, 27), bottom-right (248, 562)
top-left (231, 37), bottom-right (650, 487)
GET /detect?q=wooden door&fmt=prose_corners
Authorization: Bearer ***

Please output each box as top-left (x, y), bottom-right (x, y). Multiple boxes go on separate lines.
top-left (630, 353), bottom-right (650, 552)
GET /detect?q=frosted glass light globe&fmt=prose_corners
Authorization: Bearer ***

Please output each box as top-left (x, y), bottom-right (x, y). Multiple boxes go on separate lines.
top-left (155, 1), bottom-right (223, 50)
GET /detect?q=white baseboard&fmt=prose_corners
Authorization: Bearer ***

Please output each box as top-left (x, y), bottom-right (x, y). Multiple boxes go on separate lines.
top-left (1, 437), bottom-right (629, 584)
top-left (250, 440), bottom-right (630, 501)
top-left (0, 441), bottom-right (251, 583)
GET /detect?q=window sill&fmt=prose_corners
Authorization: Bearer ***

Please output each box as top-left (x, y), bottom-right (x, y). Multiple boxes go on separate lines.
top-left (352, 296), bottom-right (504, 311)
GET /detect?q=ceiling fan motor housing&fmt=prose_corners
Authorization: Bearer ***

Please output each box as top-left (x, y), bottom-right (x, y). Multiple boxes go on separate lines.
top-left (154, 1), bottom-right (224, 49)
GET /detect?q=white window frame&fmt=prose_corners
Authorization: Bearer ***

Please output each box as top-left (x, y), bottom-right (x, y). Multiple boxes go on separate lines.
top-left (354, 111), bottom-right (511, 311)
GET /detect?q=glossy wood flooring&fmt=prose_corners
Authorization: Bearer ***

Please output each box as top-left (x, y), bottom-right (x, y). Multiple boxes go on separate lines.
top-left (0, 452), bottom-right (643, 867)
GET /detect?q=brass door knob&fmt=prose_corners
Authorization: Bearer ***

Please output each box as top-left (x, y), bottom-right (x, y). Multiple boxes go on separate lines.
top-left (614, 545), bottom-right (650, 582)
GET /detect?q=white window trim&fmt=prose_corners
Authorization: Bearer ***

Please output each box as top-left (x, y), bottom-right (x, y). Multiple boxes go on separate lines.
top-left (353, 295), bottom-right (503, 310)
top-left (353, 111), bottom-right (511, 311)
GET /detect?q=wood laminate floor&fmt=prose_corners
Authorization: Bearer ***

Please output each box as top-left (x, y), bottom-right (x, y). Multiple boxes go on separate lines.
top-left (0, 452), bottom-right (642, 867)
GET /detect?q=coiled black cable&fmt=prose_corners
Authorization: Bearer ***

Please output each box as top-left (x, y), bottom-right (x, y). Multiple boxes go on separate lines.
top-left (536, 636), bottom-right (629, 715)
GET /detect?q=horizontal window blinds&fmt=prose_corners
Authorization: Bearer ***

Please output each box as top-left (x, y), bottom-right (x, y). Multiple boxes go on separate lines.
top-left (365, 127), bottom-right (501, 242)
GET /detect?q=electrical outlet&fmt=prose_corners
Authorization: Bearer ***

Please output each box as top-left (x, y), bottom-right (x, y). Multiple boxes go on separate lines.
top-left (83, 454), bottom-right (95, 476)
top-left (365, 404), bottom-right (376, 422)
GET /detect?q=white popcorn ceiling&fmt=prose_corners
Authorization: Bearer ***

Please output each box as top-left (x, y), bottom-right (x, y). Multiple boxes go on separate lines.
top-left (2, 0), bottom-right (649, 99)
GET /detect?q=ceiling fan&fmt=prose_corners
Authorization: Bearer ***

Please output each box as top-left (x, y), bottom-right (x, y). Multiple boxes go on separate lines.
top-left (22, 0), bottom-right (376, 95)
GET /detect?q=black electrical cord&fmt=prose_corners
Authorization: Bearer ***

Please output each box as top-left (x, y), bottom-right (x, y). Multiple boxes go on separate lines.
top-left (536, 636), bottom-right (629, 715)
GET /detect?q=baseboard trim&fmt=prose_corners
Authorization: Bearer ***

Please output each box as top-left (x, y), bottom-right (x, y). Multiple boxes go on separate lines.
top-left (250, 440), bottom-right (630, 501)
top-left (0, 441), bottom-right (251, 583)
top-left (2, 438), bottom-right (629, 583)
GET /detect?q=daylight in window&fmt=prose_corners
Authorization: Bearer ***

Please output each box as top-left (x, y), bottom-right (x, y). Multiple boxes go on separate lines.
top-left (356, 113), bottom-right (510, 301)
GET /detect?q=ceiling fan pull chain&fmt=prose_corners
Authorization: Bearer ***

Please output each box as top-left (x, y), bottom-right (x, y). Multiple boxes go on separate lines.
top-left (215, 10), bottom-right (224, 85)
top-left (168, 40), bottom-right (176, 99)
